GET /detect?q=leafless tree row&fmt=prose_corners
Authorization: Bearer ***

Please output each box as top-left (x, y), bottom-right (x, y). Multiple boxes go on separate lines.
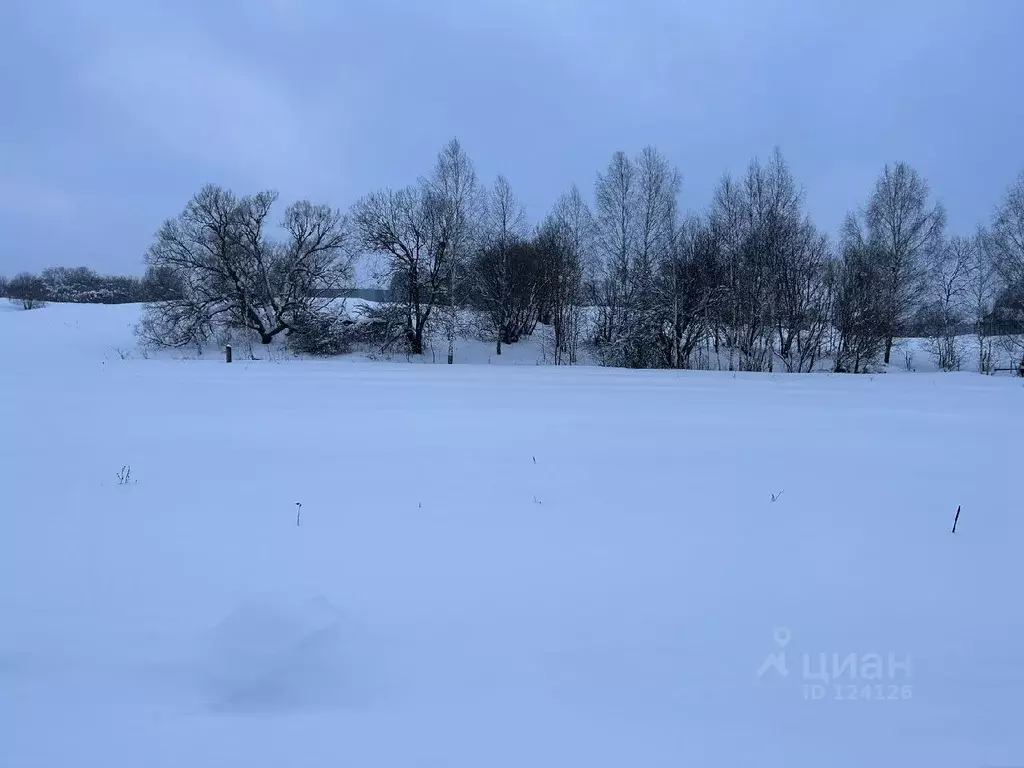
top-left (579, 152), bottom-right (1023, 373)
top-left (130, 139), bottom-right (1024, 373)
top-left (0, 267), bottom-right (169, 309)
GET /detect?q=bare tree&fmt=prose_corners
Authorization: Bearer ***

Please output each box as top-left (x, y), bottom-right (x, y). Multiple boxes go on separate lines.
top-left (987, 171), bottom-right (1024, 288)
top-left (984, 171), bottom-right (1024, 370)
top-left (7, 272), bottom-right (46, 310)
top-left (626, 146), bottom-right (682, 369)
top-left (424, 138), bottom-right (481, 363)
top-left (140, 184), bottom-right (354, 348)
top-left (833, 215), bottom-right (887, 373)
top-left (635, 147), bottom-right (680, 276)
top-left (710, 149), bottom-right (807, 372)
top-left (773, 219), bottom-right (834, 373)
top-left (864, 162), bottom-right (947, 364)
top-left (922, 235), bottom-right (973, 371)
top-left (592, 151), bottom-right (637, 355)
top-left (471, 175), bottom-right (536, 355)
top-left (354, 185), bottom-right (452, 355)
top-left (591, 147), bottom-right (681, 368)
top-left (276, 200), bottom-right (360, 354)
top-left (653, 214), bottom-right (724, 369)
top-left (538, 186), bottom-right (592, 365)
top-left (967, 229), bottom-right (1000, 373)
top-left (141, 265), bottom-right (185, 302)
top-left (708, 174), bottom-right (746, 369)
top-left (0, 275), bottom-right (9, 298)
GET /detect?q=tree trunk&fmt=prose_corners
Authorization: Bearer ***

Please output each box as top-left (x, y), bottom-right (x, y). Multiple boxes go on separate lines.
top-left (884, 335), bottom-right (893, 364)
top-left (496, 338), bottom-right (502, 355)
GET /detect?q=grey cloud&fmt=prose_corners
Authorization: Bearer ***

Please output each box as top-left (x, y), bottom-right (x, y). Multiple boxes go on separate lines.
top-left (1, 0), bottom-right (1022, 277)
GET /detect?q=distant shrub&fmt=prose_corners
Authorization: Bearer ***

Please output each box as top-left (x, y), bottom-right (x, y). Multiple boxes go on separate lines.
top-left (286, 308), bottom-right (354, 357)
top-left (347, 302), bottom-right (416, 354)
top-left (7, 273), bottom-right (47, 310)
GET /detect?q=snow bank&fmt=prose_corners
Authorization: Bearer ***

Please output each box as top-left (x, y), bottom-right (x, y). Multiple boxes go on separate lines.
top-left (2, 301), bottom-right (1019, 373)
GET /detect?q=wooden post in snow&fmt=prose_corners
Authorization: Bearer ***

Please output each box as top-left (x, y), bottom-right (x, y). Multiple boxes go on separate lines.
top-left (225, 345), bottom-right (232, 363)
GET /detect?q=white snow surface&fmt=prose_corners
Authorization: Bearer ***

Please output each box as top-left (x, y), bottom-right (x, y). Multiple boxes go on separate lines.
top-left (2, 303), bottom-right (1023, 767)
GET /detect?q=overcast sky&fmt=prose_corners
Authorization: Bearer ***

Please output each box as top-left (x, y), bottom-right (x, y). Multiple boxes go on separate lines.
top-left (3, 0), bottom-right (1023, 279)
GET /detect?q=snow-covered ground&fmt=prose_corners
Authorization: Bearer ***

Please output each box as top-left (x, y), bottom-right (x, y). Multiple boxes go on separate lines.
top-left (2, 303), bottom-right (1023, 767)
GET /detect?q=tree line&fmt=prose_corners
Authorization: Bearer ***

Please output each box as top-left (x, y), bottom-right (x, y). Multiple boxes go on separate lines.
top-left (0, 266), bottom-right (174, 309)
top-left (5, 140), bottom-right (1023, 373)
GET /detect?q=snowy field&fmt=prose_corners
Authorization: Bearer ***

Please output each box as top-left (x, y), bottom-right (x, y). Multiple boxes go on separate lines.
top-left (2, 303), bottom-right (1023, 767)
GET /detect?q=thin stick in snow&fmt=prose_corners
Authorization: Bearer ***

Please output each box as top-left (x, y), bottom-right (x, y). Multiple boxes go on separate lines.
top-left (296, 502), bottom-right (302, 527)
top-left (951, 505), bottom-right (961, 533)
